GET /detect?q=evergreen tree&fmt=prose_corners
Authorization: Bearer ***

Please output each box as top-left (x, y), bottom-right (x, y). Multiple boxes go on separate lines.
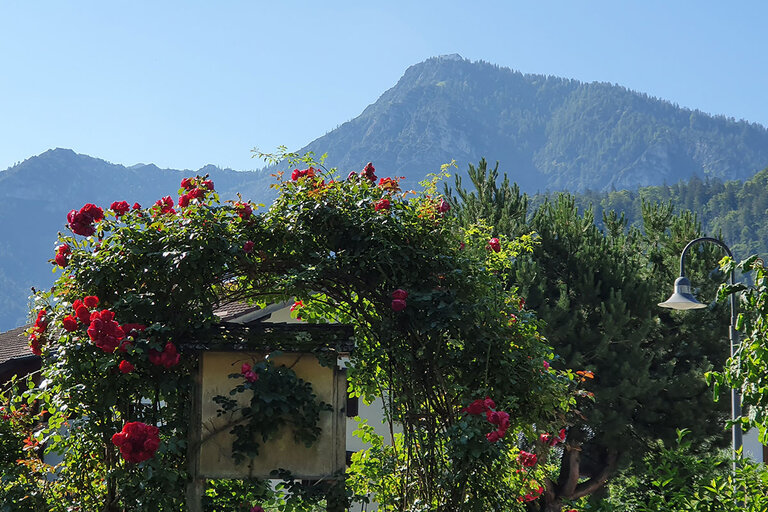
top-left (447, 161), bottom-right (730, 512)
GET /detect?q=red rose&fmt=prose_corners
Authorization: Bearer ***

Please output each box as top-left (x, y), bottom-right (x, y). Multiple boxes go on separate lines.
top-left (251, 507), bottom-right (265, 512)
top-left (241, 363), bottom-right (259, 383)
top-left (243, 241), bottom-right (255, 253)
top-left (518, 486), bottom-right (543, 503)
top-left (202, 179), bottom-right (214, 190)
top-left (488, 238), bottom-right (501, 253)
top-left (391, 299), bottom-right (407, 312)
top-left (66, 208), bottom-right (84, 231)
top-left (290, 300), bottom-right (304, 320)
top-left (464, 399), bottom-right (488, 415)
top-left (236, 202), bottom-right (252, 220)
top-left (291, 167), bottom-right (317, 181)
top-left (80, 203), bottom-right (104, 222)
top-left (54, 253), bottom-right (68, 267)
top-left (360, 162), bottom-right (376, 182)
top-left (148, 342), bottom-right (180, 368)
top-left (54, 244), bottom-right (71, 268)
top-left (188, 188), bottom-right (204, 200)
top-left (76, 305), bottom-right (92, 324)
top-left (32, 310), bottom-right (48, 334)
top-left (154, 196), bottom-right (175, 214)
top-left (111, 421), bottom-right (160, 463)
top-left (391, 289), bottom-right (408, 300)
top-left (132, 202), bottom-right (141, 210)
top-left (122, 323), bottom-right (147, 337)
top-left (62, 315), bottom-right (78, 332)
top-left (487, 410), bottom-right (510, 430)
top-left (178, 194), bottom-right (190, 208)
top-left (119, 360), bottom-right (135, 374)
top-left (110, 201), bottom-right (130, 216)
top-left (542, 428), bottom-right (567, 447)
top-left (347, 171), bottom-right (358, 181)
top-left (180, 177), bottom-right (193, 190)
top-left (67, 204), bottom-right (104, 236)
top-left (28, 335), bottom-right (42, 356)
top-left (486, 431), bottom-right (501, 443)
top-left (438, 198), bottom-right (451, 213)
top-left (87, 310), bottom-right (125, 353)
top-left (374, 198), bottom-right (391, 212)
top-left (83, 296), bottom-right (99, 308)
top-left (517, 450), bottom-right (537, 467)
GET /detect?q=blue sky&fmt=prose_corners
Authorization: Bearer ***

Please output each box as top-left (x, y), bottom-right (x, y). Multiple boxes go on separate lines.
top-left (1, 1), bottom-right (766, 172)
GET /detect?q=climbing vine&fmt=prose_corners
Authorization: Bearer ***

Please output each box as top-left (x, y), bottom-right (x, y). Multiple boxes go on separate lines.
top-left (711, 255), bottom-right (768, 442)
top-left (213, 358), bottom-right (332, 463)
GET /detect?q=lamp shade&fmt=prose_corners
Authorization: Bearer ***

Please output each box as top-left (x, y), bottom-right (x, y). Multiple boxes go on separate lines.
top-left (658, 276), bottom-right (707, 310)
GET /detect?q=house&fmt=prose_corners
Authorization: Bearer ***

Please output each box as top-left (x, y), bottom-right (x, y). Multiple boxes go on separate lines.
top-left (0, 325), bottom-right (40, 389)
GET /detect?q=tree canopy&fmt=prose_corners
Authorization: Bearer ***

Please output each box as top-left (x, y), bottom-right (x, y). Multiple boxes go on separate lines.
top-left (446, 159), bottom-right (731, 511)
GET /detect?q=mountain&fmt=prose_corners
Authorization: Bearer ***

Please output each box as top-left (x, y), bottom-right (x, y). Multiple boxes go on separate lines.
top-left (299, 55), bottom-right (768, 192)
top-left (4, 55), bottom-right (768, 330)
top-left (0, 148), bottom-right (275, 330)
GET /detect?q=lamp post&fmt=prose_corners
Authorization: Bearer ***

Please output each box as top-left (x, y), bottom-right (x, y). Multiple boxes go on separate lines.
top-left (658, 237), bottom-right (742, 467)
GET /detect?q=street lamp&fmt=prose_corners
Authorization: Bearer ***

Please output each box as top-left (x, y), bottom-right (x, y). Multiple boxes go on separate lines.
top-left (658, 237), bottom-right (742, 466)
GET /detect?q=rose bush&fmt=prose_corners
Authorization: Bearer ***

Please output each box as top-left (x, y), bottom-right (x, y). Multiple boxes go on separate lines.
top-left (14, 152), bottom-right (578, 511)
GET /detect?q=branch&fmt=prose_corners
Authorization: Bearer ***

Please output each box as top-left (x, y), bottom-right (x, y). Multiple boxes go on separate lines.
top-left (571, 449), bottom-right (618, 500)
top-left (557, 443), bottom-right (582, 497)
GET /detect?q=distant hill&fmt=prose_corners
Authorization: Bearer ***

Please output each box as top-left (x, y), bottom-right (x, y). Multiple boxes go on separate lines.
top-left (0, 148), bottom-right (275, 330)
top-left (299, 55), bottom-right (768, 193)
top-left (569, 166), bottom-right (768, 259)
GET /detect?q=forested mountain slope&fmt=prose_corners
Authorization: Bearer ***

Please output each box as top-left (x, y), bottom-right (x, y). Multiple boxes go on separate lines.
top-left (570, 167), bottom-right (768, 259)
top-left (300, 55), bottom-right (768, 193)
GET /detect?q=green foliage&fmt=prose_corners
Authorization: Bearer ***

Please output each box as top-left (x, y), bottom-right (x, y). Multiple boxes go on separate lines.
top-left (711, 256), bottom-right (768, 442)
top-left (577, 430), bottom-right (768, 512)
top-left (4, 157), bottom-right (577, 510)
top-left (202, 478), bottom-right (329, 512)
top-left (447, 159), bottom-right (731, 510)
top-left (0, 380), bottom-right (51, 512)
top-left (346, 420), bottom-right (405, 510)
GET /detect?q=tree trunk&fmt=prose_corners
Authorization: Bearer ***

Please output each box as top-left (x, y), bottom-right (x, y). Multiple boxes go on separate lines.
top-left (532, 443), bottom-right (619, 512)
top-left (541, 500), bottom-right (564, 512)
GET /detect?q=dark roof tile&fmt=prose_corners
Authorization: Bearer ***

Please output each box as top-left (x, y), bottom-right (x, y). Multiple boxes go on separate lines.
top-left (0, 326), bottom-right (32, 365)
